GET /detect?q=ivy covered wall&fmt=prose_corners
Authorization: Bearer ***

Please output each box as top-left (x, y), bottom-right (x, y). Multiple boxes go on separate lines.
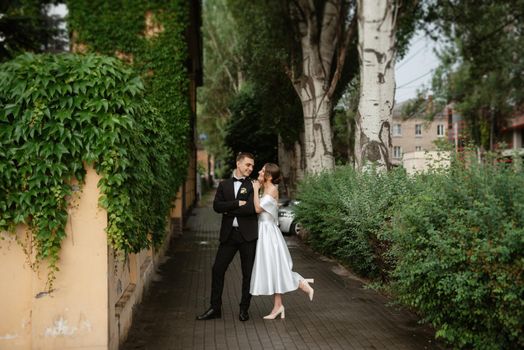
top-left (0, 1), bottom-right (196, 288)
top-left (0, 53), bottom-right (180, 286)
top-left (66, 0), bottom-right (192, 190)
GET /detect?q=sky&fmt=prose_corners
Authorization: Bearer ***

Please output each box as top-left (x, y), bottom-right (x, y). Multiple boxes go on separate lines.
top-left (395, 31), bottom-right (441, 103)
top-left (48, 3), bottom-right (67, 16)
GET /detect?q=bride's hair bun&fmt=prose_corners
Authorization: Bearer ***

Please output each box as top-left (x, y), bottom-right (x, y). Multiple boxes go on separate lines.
top-left (263, 163), bottom-right (282, 185)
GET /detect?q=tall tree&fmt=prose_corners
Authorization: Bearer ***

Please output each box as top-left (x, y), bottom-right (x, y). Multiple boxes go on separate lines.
top-left (228, 0), bottom-right (419, 174)
top-left (228, 0), bottom-right (360, 174)
top-left (414, 0), bottom-right (524, 150)
top-left (355, 0), bottom-right (398, 170)
top-left (224, 85), bottom-right (279, 174)
top-left (197, 0), bottom-right (244, 173)
top-left (286, 0), bottom-right (358, 173)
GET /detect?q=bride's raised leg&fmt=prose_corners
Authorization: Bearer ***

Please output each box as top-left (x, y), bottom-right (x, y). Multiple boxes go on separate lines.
top-left (299, 279), bottom-right (314, 301)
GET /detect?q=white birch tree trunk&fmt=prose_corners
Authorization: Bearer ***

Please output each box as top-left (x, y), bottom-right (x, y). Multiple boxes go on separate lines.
top-left (355, 0), bottom-right (398, 171)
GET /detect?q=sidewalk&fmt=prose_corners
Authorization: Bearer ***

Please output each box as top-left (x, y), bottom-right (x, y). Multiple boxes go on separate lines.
top-left (121, 193), bottom-right (445, 350)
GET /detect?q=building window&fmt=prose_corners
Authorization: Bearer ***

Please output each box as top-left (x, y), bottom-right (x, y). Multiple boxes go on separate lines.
top-left (415, 146), bottom-right (422, 151)
top-left (437, 124), bottom-right (445, 136)
top-left (393, 124), bottom-right (402, 136)
top-left (415, 124), bottom-right (422, 136)
top-left (393, 146), bottom-right (402, 159)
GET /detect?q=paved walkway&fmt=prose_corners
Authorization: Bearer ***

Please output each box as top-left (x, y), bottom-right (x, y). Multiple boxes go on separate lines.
top-left (121, 194), bottom-right (445, 350)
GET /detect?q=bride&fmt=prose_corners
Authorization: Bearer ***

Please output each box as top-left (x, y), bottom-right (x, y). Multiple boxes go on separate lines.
top-left (250, 163), bottom-right (314, 319)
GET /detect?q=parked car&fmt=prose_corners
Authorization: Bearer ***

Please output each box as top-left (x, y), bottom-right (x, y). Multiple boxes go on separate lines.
top-left (278, 199), bottom-right (301, 236)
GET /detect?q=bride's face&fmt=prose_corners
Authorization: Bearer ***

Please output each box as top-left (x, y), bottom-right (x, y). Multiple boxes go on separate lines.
top-left (257, 167), bottom-right (265, 183)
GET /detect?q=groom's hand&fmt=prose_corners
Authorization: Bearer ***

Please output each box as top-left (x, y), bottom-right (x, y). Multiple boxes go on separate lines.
top-left (239, 200), bottom-right (247, 206)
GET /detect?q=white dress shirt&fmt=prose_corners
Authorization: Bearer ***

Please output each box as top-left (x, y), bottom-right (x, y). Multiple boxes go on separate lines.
top-left (232, 173), bottom-right (244, 227)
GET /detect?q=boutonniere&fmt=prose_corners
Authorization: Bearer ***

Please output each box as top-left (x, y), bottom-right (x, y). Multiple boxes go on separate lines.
top-left (240, 187), bottom-right (247, 195)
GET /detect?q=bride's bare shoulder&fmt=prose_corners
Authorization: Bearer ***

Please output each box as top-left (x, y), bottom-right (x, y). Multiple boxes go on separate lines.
top-left (267, 185), bottom-right (278, 200)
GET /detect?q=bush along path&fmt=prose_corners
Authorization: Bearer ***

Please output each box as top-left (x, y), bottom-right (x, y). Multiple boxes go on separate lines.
top-left (293, 157), bottom-right (524, 350)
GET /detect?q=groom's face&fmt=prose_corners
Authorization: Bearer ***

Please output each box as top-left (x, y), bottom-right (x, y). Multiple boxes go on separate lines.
top-left (236, 157), bottom-right (254, 178)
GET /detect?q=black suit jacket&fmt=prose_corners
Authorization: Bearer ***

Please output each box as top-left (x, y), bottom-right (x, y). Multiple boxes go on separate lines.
top-left (213, 178), bottom-right (258, 242)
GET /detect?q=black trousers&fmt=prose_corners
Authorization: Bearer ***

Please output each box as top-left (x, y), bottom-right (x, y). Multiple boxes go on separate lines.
top-left (210, 227), bottom-right (257, 311)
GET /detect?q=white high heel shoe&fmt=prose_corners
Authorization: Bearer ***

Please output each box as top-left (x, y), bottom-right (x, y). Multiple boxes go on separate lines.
top-left (263, 305), bottom-right (285, 319)
top-left (301, 279), bottom-right (314, 301)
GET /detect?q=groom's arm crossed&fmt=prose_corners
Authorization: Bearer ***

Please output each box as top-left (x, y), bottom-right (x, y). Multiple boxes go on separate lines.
top-left (226, 193), bottom-right (256, 216)
top-left (213, 182), bottom-right (242, 213)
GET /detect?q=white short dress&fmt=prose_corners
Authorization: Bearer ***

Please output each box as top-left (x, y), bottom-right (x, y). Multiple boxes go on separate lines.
top-left (250, 194), bottom-right (304, 295)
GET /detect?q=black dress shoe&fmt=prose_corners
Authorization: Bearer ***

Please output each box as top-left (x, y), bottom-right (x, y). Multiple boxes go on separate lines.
top-left (239, 309), bottom-right (249, 321)
top-left (196, 307), bottom-right (221, 320)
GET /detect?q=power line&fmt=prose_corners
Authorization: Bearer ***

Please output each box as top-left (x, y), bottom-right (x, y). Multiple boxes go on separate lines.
top-left (396, 82), bottom-right (428, 90)
top-left (410, 34), bottom-right (427, 47)
top-left (396, 70), bottom-right (434, 89)
top-left (396, 45), bottom-right (428, 70)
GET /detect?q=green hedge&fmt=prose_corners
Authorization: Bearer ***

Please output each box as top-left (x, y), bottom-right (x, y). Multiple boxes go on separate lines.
top-left (390, 160), bottom-right (524, 349)
top-left (0, 53), bottom-right (179, 287)
top-left (294, 166), bottom-right (412, 279)
top-left (294, 160), bottom-right (524, 349)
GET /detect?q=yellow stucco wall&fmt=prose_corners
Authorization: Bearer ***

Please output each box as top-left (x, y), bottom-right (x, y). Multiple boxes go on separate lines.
top-left (1, 162), bottom-right (194, 349)
top-left (0, 225), bottom-right (32, 348)
top-left (0, 166), bottom-right (108, 350)
top-left (108, 247), bottom-right (155, 350)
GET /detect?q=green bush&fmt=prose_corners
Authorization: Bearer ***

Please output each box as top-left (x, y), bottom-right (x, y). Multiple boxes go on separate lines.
top-left (294, 166), bottom-right (412, 278)
top-left (0, 53), bottom-right (182, 287)
top-left (294, 158), bottom-right (523, 348)
top-left (390, 159), bottom-right (524, 349)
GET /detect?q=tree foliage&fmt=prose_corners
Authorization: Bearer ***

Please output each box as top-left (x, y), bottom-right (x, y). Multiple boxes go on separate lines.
top-left (197, 0), bottom-right (242, 170)
top-left (332, 82), bottom-right (359, 165)
top-left (414, 0), bottom-right (524, 149)
top-left (0, 0), bottom-right (67, 61)
top-left (200, 0), bottom-right (303, 176)
top-left (226, 0), bottom-right (304, 146)
top-left (223, 85), bottom-right (278, 175)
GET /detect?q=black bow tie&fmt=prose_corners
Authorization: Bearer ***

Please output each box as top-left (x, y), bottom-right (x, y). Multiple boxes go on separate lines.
top-left (233, 178), bottom-right (244, 182)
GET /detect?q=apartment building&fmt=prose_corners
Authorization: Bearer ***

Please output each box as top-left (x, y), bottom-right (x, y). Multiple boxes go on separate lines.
top-left (390, 101), bottom-right (448, 165)
top-left (501, 114), bottom-right (524, 157)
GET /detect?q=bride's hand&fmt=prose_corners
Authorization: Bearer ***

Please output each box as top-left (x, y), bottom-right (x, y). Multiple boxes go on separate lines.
top-left (252, 180), bottom-right (260, 192)
top-left (239, 200), bottom-right (246, 206)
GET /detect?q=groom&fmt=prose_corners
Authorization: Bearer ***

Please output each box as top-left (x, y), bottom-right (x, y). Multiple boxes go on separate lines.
top-left (197, 152), bottom-right (258, 321)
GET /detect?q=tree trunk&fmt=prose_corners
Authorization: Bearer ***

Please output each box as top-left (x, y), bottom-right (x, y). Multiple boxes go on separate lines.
top-left (287, 0), bottom-right (353, 174)
top-left (278, 134), bottom-right (305, 198)
top-left (300, 86), bottom-right (335, 173)
top-left (355, 0), bottom-right (398, 171)
top-left (293, 38), bottom-right (336, 174)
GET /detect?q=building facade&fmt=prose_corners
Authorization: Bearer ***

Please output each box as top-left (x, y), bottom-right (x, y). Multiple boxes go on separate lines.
top-left (390, 102), bottom-right (449, 166)
top-left (501, 114), bottom-right (524, 158)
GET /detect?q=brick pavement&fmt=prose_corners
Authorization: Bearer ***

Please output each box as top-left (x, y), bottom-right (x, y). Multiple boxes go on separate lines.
top-left (120, 193), bottom-right (446, 350)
